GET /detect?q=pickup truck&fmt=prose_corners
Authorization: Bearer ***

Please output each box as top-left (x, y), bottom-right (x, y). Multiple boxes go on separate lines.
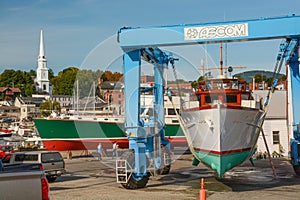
top-left (0, 159), bottom-right (50, 200)
top-left (2, 150), bottom-right (66, 182)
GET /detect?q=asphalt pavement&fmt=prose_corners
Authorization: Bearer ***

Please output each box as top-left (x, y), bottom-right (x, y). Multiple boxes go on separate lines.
top-left (50, 152), bottom-right (300, 200)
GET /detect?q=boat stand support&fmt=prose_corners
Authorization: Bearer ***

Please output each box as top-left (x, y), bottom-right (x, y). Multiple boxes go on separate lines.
top-left (261, 128), bottom-right (277, 178)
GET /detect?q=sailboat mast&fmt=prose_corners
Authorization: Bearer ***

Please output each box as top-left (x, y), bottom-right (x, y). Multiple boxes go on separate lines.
top-left (77, 80), bottom-right (79, 114)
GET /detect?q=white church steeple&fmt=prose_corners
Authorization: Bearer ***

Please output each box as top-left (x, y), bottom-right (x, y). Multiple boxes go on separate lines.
top-left (35, 29), bottom-right (50, 94)
top-left (38, 29), bottom-right (45, 60)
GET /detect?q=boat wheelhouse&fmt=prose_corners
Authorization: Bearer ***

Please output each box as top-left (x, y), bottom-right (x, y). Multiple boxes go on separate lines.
top-left (195, 77), bottom-right (257, 109)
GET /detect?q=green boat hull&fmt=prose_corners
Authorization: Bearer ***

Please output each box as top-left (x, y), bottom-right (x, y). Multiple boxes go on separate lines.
top-left (194, 149), bottom-right (252, 177)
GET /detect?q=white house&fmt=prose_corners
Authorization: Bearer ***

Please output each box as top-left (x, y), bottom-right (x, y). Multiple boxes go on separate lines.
top-left (253, 90), bottom-right (288, 156)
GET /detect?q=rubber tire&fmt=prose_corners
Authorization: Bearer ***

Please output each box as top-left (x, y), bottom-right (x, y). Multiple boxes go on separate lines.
top-left (46, 176), bottom-right (57, 182)
top-left (160, 145), bottom-right (171, 175)
top-left (120, 150), bottom-right (149, 189)
top-left (293, 165), bottom-right (300, 176)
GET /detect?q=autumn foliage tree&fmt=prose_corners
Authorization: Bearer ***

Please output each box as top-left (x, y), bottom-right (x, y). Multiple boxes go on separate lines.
top-left (101, 71), bottom-right (123, 82)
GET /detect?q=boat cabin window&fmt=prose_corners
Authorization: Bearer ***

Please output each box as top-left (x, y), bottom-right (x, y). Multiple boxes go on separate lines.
top-left (226, 95), bottom-right (237, 103)
top-left (222, 83), bottom-right (231, 89)
top-left (197, 79), bottom-right (245, 106)
top-left (206, 80), bottom-right (212, 90)
top-left (205, 95), bottom-right (217, 103)
top-left (141, 108), bottom-right (154, 116)
top-left (167, 108), bottom-right (179, 115)
top-left (212, 82), bottom-right (223, 89)
top-left (202, 79), bottom-right (243, 91)
top-left (232, 80), bottom-right (238, 89)
top-left (239, 82), bottom-right (246, 91)
top-left (199, 83), bottom-right (205, 91)
top-left (205, 94), bottom-right (237, 104)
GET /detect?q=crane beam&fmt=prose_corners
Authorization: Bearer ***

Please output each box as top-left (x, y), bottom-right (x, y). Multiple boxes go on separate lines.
top-left (118, 14), bottom-right (300, 50)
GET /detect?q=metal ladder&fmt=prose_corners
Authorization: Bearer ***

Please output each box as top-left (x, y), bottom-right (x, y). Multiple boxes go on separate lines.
top-left (115, 159), bottom-right (132, 183)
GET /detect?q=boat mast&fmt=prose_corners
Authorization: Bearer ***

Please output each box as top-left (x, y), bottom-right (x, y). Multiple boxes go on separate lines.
top-left (77, 79), bottom-right (79, 115)
top-left (93, 81), bottom-right (95, 113)
top-left (219, 42), bottom-right (223, 76)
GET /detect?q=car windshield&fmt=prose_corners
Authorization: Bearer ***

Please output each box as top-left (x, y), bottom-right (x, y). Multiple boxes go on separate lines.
top-left (41, 153), bottom-right (63, 163)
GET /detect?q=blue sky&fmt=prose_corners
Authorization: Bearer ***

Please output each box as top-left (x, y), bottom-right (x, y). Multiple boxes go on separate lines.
top-left (1, 0), bottom-right (300, 80)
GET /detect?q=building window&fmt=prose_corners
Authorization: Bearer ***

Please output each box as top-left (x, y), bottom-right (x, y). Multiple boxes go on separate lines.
top-left (273, 131), bottom-right (280, 144)
top-left (43, 84), bottom-right (46, 90)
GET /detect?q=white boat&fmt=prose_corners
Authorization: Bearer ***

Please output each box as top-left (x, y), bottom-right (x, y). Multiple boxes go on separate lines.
top-left (180, 76), bottom-right (265, 177)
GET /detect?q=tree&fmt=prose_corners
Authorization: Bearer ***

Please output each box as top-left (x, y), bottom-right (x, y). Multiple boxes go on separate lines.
top-left (76, 69), bottom-right (103, 98)
top-left (197, 76), bottom-right (205, 82)
top-left (0, 69), bottom-right (35, 97)
top-left (101, 71), bottom-right (123, 82)
top-left (280, 74), bottom-right (287, 81)
top-left (39, 101), bottom-right (61, 117)
top-left (254, 74), bottom-right (267, 83)
top-left (233, 74), bottom-right (244, 81)
top-left (51, 67), bottom-right (79, 95)
top-left (190, 76), bottom-right (205, 89)
top-left (28, 70), bottom-right (36, 78)
top-left (191, 81), bottom-right (198, 89)
top-left (48, 68), bottom-right (55, 80)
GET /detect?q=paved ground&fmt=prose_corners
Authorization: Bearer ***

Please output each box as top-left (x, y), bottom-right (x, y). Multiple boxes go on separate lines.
top-left (50, 152), bottom-right (300, 200)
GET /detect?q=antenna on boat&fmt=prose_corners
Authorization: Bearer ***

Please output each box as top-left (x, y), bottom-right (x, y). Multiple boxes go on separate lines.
top-left (220, 42), bottom-right (224, 76)
top-left (200, 58), bottom-right (205, 76)
top-left (198, 43), bottom-right (246, 77)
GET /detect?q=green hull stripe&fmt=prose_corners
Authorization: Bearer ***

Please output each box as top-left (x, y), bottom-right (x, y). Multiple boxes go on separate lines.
top-left (195, 149), bottom-right (251, 177)
top-left (34, 119), bottom-right (184, 139)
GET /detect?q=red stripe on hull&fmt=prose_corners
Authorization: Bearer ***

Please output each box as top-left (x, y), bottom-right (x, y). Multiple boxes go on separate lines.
top-left (193, 147), bottom-right (252, 155)
top-left (183, 104), bottom-right (259, 112)
top-left (168, 137), bottom-right (188, 147)
top-left (42, 139), bottom-right (129, 151)
top-left (42, 137), bottom-right (187, 151)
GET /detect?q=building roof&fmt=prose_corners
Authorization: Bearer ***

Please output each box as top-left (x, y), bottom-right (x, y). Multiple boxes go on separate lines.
top-left (51, 95), bottom-right (73, 98)
top-left (253, 90), bottom-right (286, 119)
top-left (16, 97), bottom-right (46, 106)
top-left (0, 87), bottom-right (21, 93)
top-left (100, 81), bottom-right (124, 90)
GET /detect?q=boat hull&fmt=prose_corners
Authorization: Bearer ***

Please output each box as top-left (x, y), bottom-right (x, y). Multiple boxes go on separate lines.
top-left (0, 133), bottom-right (13, 138)
top-left (181, 105), bottom-right (264, 176)
top-left (34, 118), bottom-right (186, 151)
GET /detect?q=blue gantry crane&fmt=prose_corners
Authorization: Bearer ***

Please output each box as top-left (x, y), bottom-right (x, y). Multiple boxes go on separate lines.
top-left (115, 48), bottom-right (174, 189)
top-left (117, 14), bottom-right (300, 189)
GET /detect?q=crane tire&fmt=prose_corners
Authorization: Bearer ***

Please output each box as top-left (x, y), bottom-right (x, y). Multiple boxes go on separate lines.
top-left (120, 150), bottom-right (149, 189)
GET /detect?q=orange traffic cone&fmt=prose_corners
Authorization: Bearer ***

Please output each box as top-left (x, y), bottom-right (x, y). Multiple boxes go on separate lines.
top-left (199, 178), bottom-right (206, 200)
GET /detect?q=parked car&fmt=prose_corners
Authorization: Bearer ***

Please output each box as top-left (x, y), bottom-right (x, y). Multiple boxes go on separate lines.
top-left (0, 145), bottom-right (14, 159)
top-left (2, 151), bottom-right (66, 182)
top-left (0, 118), bottom-right (14, 123)
top-left (0, 159), bottom-right (50, 200)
